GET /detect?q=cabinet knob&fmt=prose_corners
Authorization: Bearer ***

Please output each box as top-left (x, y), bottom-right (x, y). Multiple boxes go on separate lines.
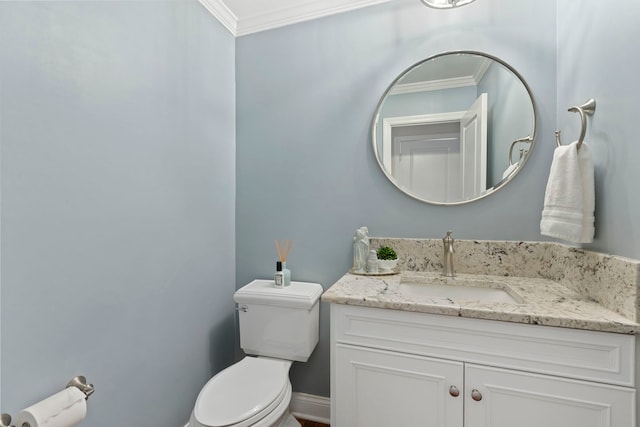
top-left (449, 385), bottom-right (460, 397)
top-left (471, 389), bottom-right (483, 401)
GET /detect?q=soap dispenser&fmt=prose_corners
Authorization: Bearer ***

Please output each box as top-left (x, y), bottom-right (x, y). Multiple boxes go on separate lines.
top-left (275, 261), bottom-right (285, 288)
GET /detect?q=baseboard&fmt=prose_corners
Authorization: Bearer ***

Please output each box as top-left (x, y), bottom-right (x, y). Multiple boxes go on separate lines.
top-left (289, 392), bottom-right (331, 424)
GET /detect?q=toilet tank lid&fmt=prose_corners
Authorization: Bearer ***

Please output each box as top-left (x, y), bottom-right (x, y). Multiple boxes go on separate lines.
top-left (234, 279), bottom-right (323, 309)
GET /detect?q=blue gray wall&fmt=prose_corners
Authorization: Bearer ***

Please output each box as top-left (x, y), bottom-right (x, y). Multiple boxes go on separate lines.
top-left (557, 0), bottom-right (640, 258)
top-left (236, 0), bottom-right (557, 397)
top-left (0, 1), bottom-right (236, 426)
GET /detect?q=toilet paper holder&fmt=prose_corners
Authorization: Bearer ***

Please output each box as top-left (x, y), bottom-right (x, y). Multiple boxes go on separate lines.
top-left (0, 376), bottom-right (94, 427)
top-left (65, 376), bottom-right (94, 400)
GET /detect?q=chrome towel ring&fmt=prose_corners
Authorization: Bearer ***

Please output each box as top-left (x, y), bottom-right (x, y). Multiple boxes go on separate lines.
top-left (508, 135), bottom-right (534, 165)
top-left (555, 98), bottom-right (596, 150)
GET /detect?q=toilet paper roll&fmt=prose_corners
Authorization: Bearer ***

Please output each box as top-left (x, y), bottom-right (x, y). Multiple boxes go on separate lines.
top-left (15, 387), bottom-right (87, 427)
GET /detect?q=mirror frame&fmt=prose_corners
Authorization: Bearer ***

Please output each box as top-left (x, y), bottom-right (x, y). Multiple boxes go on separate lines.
top-left (372, 50), bottom-right (538, 206)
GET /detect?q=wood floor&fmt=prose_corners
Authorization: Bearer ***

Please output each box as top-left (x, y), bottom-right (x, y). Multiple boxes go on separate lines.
top-left (296, 418), bottom-right (330, 427)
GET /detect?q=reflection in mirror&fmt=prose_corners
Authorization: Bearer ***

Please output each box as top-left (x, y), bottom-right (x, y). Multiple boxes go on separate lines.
top-left (372, 51), bottom-right (537, 205)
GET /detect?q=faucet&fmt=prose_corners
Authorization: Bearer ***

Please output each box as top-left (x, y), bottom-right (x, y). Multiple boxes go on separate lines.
top-left (442, 230), bottom-right (455, 277)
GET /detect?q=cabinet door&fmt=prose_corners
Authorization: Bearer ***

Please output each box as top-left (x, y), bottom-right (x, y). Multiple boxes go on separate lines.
top-left (334, 343), bottom-right (464, 427)
top-left (465, 364), bottom-right (636, 427)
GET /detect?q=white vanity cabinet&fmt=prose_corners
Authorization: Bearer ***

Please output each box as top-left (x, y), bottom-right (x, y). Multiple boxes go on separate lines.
top-left (330, 304), bottom-right (637, 427)
top-left (335, 344), bottom-right (464, 426)
top-left (464, 364), bottom-right (635, 427)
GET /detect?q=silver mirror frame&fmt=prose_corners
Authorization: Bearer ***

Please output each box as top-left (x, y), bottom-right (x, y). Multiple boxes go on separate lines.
top-left (371, 50), bottom-right (538, 206)
top-left (420, 0), bottom-right (477, 9)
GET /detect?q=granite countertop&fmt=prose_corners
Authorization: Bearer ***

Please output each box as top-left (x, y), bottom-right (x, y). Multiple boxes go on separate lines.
top-left (322, 271), bottom-right (640, 334)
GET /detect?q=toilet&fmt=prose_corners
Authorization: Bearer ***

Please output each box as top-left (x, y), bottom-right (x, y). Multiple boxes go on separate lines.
top-left (189, 279), bottom-right (323, 427)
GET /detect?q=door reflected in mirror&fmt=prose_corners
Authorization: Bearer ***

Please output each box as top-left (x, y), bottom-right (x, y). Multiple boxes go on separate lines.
top-left (372, 51), bottom-right (537, 205)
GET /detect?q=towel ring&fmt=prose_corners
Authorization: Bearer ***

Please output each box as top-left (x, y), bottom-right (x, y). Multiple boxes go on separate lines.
top-left (508, 135), bottom-right (534, 165)
top-left (555, 98), bottom-right (596, 150)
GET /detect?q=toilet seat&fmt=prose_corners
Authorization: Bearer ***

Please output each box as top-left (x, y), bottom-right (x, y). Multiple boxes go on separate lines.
top-left (192, 357), bottom-right (292, 427)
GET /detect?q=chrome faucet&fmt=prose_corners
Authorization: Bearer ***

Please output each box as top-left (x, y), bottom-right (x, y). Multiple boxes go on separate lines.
top-left (442, 230), bottom-right (455, 277)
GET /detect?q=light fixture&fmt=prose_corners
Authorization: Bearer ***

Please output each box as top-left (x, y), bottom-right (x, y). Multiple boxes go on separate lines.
top-left (420, 0), bottom-right (477, 9)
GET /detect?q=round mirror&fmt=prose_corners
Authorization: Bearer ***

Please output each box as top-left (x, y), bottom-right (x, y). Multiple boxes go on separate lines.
top-left (372, 51), bottom-right (537, 205)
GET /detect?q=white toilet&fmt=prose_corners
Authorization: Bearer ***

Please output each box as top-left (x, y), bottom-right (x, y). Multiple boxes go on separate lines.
top-left (189, 279), bottom-right (323, 427)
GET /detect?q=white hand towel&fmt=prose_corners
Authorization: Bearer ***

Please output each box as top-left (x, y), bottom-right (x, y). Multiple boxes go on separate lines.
top-left (540, 141), bottom-right (595, 243)
top-left (502, 162), bottom-right (519, 180)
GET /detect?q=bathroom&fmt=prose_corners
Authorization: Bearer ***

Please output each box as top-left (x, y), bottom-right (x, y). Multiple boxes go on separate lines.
top-left (1, 0), bottom-right (639, 425)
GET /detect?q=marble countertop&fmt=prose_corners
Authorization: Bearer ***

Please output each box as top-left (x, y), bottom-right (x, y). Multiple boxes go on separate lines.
top-left (322, 271), bottom-right (640, 334)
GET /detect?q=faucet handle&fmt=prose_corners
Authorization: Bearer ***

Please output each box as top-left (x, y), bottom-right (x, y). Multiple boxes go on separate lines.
top-left (443, 230), bottom-right (454, 244)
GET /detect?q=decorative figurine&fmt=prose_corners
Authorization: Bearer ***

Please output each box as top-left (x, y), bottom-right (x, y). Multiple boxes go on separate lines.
top-left (352, 226), bottom-right (369, 273)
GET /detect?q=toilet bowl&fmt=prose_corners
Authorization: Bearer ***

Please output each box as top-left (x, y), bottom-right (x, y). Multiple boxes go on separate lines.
top-left (189, 357), bottom-right (298, 427)
top-left (189, 280), bottom-right (323, 427)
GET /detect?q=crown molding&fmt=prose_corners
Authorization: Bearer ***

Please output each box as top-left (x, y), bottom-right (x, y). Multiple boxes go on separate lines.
top-left (390, 76), bottom-right (477, 95)
top-left (199, 0), bottom-right (391, 37)
top-left (473, 57), bottom-right (491, 82)
top-left (236, 0), bottom-right (390, 36)
top-left (198, 0), bottom-right (238, 35)
top-left (389, 57), bottom-right (494, 95)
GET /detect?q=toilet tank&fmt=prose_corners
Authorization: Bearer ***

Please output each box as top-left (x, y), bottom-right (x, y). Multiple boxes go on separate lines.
top-left (234, 279), bottom-right (323, 362)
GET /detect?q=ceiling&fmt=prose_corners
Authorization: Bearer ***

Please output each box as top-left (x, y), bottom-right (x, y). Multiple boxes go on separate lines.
top-left (198, 0), bottom-right (391, 37)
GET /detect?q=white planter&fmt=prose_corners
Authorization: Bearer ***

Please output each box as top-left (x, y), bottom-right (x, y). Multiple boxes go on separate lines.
top-left (377, 259), bottom-right (398, 272)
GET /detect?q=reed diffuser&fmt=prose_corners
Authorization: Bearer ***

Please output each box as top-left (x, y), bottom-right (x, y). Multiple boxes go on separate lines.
top-left (275, 240), bottom-right (292, 287)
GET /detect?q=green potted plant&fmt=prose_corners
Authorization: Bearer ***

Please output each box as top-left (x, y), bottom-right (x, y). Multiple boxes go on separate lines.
top-left (376, 246), bottom-right (398, 272)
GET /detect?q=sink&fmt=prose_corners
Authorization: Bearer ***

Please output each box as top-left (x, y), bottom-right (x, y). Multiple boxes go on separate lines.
top-left (399, 274), bottom-right (523, 304)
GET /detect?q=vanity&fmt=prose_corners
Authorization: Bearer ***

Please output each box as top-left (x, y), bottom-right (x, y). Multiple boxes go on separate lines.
top-left (325, 46), bottom-right (640, 425)
top-left (322, 238), bottom-right (640, 427)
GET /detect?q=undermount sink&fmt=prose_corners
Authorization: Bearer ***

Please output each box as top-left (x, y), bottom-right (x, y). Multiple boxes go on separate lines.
top-left (399, 274), bottom-right (524, 304)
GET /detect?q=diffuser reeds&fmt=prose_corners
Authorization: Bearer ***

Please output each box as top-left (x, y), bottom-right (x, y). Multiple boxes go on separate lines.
top-left (275, 240), bottom-right (291, 263)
